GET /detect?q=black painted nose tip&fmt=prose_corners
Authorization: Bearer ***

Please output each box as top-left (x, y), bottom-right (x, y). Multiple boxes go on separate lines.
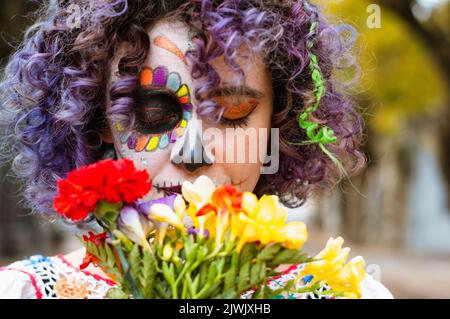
top-left (184, 160), bottom-right (211, 173)
top-left (171, 142), bottom-right (213, 173)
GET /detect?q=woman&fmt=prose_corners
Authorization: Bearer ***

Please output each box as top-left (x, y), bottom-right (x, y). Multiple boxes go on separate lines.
top-left (0, 0), bottom-right (392, 298)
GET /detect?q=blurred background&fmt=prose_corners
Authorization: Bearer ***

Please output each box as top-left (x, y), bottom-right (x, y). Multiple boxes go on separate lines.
top-left (0, 0), bottom-right (449, 298)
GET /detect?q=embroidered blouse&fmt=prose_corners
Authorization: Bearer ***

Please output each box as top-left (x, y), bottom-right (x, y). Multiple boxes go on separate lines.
top-left (0, 254), bottom-right (393, 299)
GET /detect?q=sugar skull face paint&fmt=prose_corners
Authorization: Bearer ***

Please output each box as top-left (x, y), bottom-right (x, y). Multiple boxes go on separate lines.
top-left (153, 36), bottom-right (187, 65)
top-left (116, 66), bottom-right (192, 152)
top-left (107, 19), bottom-right (273, 203)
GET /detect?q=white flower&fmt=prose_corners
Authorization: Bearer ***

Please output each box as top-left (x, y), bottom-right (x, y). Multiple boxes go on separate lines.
top-left (148, 203), bottom-right (185, 231)
top-left (118, 206), bottom-right (153, 247)
top-left (181, 175), bottom-right (216, 208)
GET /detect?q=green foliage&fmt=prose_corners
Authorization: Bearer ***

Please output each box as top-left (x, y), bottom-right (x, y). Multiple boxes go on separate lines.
top-left (140, 249), bottom-right (157, 298)
top-left (82, 233), bottom-right (317, 299)
top-left (106, 287), bottom-right (129, 299)
top-left (94, 201), bottom-right (122, 230)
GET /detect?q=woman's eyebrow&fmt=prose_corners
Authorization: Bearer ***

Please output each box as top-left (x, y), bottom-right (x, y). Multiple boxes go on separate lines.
top-left (211, 86), bottom-right (264, 99)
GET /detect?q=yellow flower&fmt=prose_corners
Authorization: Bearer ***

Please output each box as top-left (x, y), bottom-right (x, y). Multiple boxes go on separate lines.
top-left (183, 176), bottom-right (244, 246)
top-left (162, 244), bottom-right (173, 261)
top-left (283, 222), bottom-right (308, 250)
top-left (300, 237), bottom-right (366, 298)
top-left (182, 176), bottom-right (217, 233)
top-left (326, 256), bottom-right (366, 299)
top-left (236, 194), bottom-right (307, 251)
top-left (180, 176), bottom-right (308, 253)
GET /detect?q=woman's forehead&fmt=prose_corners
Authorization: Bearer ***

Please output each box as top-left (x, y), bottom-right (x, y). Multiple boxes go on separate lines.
top-left (146, 19), bottom-right (192, 65)
top-left (143, 18), bottom-right (271, 91)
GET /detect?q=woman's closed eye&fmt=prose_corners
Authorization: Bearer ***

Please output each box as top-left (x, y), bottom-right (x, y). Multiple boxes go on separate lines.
top-left (216, 98), bottom-right (259, 128)
top-left (133, 87), bottom-right (183, 134)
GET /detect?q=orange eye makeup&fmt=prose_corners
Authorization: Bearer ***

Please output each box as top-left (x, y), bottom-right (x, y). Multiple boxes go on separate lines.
top-left (213, 96), bottom-right (258, 119)
top-left (222, 100), bottom-right (258, 120)
top-left (212, 97), bottom-right (259, 128)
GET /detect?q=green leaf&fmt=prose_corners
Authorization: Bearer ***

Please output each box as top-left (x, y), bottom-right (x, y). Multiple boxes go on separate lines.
top-left (237, 261), bottom-right (250, 292)
top-left (250, 261), bottom-right (265, 287)
top-left (216, 288), bottom-right (237, 299)
top-left (94, 200), bottom-right (122, 230)
top-left (196, 281), bottom-right (221, 299)
top-left (271, 249), bottom-right (310, 266)
top-left (199, 262), bottom-right (209, 287)
top-left (162, 261), bottom-right (175, 285)
top-left (207, 261), bottom-right (219, 284)
top-left (252, 284), bottom-right (265, 299)
top-left (140, 249), bottom-right (156, 298)
top-left (224, 252), bottom-right (238, 291)
top-left (192, 274), bottom-right (200, 293)
top-left (185, 273), bottom-right (199, 298)
top-left (206, 282), bottom-right (222, 298)
top-left (104, 244), bottom-right (117, 269)
top-left (258, 261), bottom-right (267, 284)
top-left (128, 244), bottom-right (141, 283)
top-left (154, 278), bottom-right (171, 299)
top-left (216, 257), bottom-right (225, 276)
top-left (112, 229), bottom-right (134, 252)
top-left (106, 287), bottom-right (130, 299)
top-left (256, 244), bottom-right (282, 262)
top-left (239, 243), bottom-right (257, 266)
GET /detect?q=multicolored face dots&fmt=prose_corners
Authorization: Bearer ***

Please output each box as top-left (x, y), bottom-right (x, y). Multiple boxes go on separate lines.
top-left (116, 66), bottom-right (192, 152)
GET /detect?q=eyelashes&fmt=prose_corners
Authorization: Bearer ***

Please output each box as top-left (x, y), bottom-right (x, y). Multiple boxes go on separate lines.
top-left (219, 116), bottom-right (250, 128)
top-left (133, 87), bottom-right (259, 131)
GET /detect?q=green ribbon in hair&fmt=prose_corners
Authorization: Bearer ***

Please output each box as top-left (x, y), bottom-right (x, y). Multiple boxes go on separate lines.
top-left (290, 3), bottom-right (349, 178)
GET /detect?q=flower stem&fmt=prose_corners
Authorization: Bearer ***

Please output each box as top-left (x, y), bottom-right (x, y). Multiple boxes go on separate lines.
top-left (108, 230), bottom-right (143, 299)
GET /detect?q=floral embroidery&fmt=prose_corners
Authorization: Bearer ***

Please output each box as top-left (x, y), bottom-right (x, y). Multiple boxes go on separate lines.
top-left (5, 255), bottom-right (116, 299)
top-left (54, 275), bottom-right (90, 299)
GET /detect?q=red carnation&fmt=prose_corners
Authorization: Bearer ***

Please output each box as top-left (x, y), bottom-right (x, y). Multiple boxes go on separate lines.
top-left (103, 159), bottom-right (151, 203)
top-left (53, 159), bottom-right (151, 222)
top-left (53, 179), bottom-right (101, 222)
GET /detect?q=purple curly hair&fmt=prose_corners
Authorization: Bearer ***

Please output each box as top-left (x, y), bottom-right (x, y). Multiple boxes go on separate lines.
top-left (0, 0), bottom-right (365, 218)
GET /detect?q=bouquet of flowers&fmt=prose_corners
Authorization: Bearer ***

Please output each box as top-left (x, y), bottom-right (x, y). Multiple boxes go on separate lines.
top-left (53, 159), bottom-right (367, 299)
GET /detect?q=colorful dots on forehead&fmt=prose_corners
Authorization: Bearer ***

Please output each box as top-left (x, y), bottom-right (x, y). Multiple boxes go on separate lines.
top-left (115, 66), bottom-right (193, 153)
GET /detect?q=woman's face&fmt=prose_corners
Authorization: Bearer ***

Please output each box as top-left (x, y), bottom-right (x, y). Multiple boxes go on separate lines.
top-left (106, 19), bottom-right (273, 201)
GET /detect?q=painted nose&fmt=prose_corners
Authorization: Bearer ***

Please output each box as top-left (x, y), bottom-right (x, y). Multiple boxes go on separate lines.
top-left (170, 120), bottom-right (215, 172)
top-left (171, 133), bottom-right (212, 172)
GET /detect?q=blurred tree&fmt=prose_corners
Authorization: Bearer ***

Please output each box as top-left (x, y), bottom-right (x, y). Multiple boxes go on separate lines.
top-left (312, 0), bottom-right (448, 246)
top-left (376, 1), bottom-right (450, 208)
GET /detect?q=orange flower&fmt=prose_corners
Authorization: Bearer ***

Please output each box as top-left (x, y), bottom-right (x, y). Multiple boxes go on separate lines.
top-left (195, 184), bottom-right (243, 245)
top-left (79, 251), bottom-right (100, 270)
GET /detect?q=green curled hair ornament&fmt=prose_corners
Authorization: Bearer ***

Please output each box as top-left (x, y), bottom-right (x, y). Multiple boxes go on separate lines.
top-left (292, 0), bottom-right (349, 179)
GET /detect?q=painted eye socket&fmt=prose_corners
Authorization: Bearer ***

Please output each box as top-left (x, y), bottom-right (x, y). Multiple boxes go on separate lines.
top-left (134, 88), bottom-right (183, 134)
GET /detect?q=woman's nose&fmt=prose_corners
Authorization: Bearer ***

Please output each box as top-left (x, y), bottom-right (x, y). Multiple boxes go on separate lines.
top-left (170, 119), bottom-right (215, 172)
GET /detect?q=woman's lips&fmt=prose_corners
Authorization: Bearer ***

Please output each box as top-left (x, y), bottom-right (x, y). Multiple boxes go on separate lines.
top-left (154, 182), bottom-right (182, 196)
top-left (153, 177), bottom-right (243, 197)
